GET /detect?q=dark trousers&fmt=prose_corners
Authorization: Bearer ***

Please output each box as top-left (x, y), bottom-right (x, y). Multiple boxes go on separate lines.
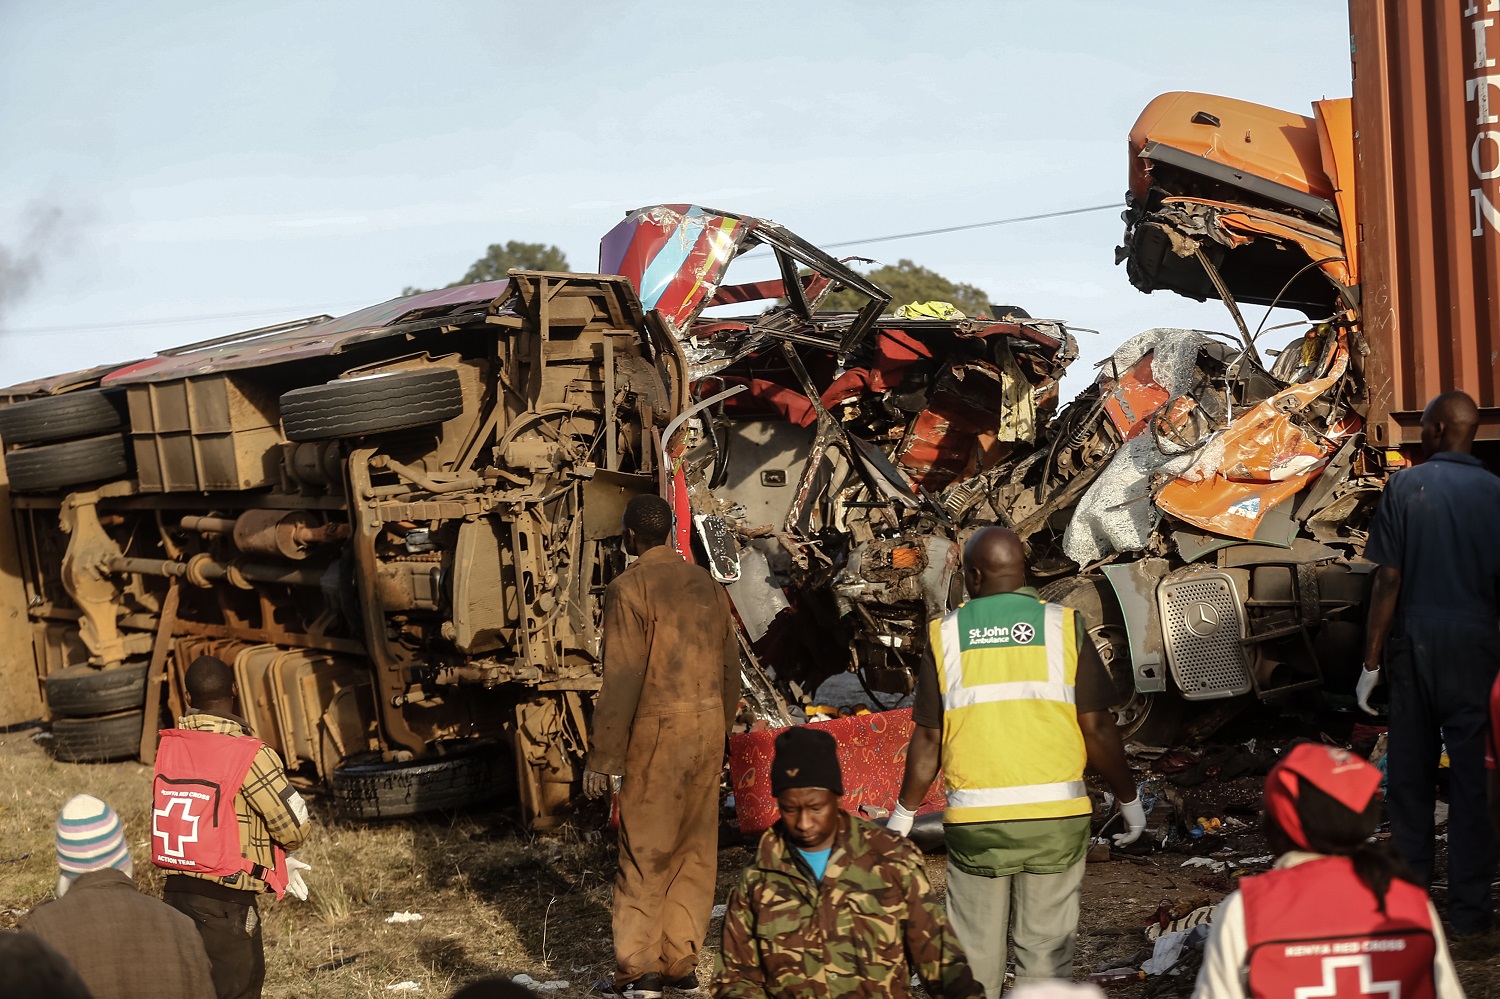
top-left (164, 877), bottom-right (265, 999)
top-left (1385, 621), bottom-right (1500, 934)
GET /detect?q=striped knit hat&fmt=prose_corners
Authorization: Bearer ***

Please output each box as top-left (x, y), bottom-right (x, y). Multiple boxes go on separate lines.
top-left (55, 794), bottom-right (132, 879)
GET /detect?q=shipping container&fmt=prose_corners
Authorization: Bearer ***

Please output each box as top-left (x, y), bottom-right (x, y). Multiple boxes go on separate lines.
top-left (1350, 0), bottom-right (1500, 446)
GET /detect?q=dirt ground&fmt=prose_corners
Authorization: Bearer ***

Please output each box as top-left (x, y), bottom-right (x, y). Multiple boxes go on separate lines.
top-left (3, 713), bottom-right (1500, 998)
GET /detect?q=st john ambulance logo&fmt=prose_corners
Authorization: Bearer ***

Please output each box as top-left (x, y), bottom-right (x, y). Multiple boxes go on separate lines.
top-left (1010, 622), bottom-right (1036, 644)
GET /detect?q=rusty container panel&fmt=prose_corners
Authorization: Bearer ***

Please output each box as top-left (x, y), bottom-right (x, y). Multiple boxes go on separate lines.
top-left (1351, 0), bottom-right (1500, 445)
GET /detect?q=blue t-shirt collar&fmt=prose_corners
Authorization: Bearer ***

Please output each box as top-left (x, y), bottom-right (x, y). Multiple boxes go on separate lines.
top-left (795, 846), bottom-right (832, 883)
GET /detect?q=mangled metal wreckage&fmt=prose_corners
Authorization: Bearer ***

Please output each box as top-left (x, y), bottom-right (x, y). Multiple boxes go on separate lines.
top-left (1026, 91), bottom-right (1387, 743)
top-left (0, 205), bottom-right (1082, 827)
top-left (657, 94), bottom-right (1405, 750)
top-left (608, 137), bottom-right (1387, 753)
top-left (0, 94), bottom-right (1396, 824)
top-left (600, 205), bottom-right (1080, 712)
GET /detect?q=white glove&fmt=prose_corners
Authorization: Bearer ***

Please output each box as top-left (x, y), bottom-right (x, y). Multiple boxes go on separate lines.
top-left (1356, 667), bottom-right (1381, 716)
top-left (1113, 796), bottom-right (1147, 847)
top-left (284, 855), bottom-right (312, 901)
top-left (886, 803), bottom-right (917, 837)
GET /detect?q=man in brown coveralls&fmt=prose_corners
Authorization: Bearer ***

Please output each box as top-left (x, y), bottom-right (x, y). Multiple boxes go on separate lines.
top-left (584, 494), bottom-right (741, 998)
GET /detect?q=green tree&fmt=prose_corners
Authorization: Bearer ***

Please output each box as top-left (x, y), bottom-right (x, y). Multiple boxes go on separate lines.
top-left (403, 240), bottom-right (571, 296)
top-left (819, 259), bottom-right (993, 317)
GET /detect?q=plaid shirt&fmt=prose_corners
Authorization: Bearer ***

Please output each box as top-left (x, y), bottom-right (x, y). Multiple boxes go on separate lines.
top-left (174, 712), bottom-right (311, 893)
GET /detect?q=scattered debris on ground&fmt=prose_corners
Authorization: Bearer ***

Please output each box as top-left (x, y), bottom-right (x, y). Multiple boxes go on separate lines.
top-left (4, 712), bottom-right (1500, 997)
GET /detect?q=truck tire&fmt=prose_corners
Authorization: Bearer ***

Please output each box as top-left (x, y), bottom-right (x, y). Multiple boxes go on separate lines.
top-left (331, 745), bottom-right (505, 819)
top-left (47, 710), bottom-right (144, 763)
top-left (0, 389), bottom-right (126, 446)
top-left (5, 434), bottom-right (131, 492)
top-left (44, 662), bottom-right (149, 717)
top-left (280, 369), bottom-right (465, 443)
top-left (1040, 575), bottom-right (1183, 746)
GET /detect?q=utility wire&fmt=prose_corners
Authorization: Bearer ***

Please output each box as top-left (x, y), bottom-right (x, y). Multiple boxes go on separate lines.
top-left (4, 302), bottom-right (371, 336)
top-left (3, 202), bottom-right (1122, 336)
top-left (752, 202), bottom-right (1121, 255)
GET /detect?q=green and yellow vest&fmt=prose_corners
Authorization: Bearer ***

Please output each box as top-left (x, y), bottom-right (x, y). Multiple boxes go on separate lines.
top-left (929, 591), bottom-right (1089, 824)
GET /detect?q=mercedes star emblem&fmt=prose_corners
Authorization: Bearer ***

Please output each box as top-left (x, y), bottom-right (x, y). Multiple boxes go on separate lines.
top-left (1185, 602), bottom-right (1221, 637)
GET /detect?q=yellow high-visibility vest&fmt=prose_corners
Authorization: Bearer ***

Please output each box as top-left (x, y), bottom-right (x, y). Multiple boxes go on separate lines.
top-left (929, 591), bottom-right (1089, 824)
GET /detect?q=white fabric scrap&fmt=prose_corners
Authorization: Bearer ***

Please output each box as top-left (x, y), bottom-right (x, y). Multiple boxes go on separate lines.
top-left (385, 911), bottom-right (424, 924)
top-left (1142, 929), bottom-right (1189, 975)
top-left (1062, 328), bottom-right (1214, 564)
top-left (386, 984), bottom-right (421, 993)
top-left (1179, 857), bottom-right (1228, 872)
top-left (513, 976), bottom-right (569, 992)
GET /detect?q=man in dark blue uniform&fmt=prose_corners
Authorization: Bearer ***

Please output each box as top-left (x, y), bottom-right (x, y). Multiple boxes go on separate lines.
top-left (1360, 390), bottom-right (1500, 936)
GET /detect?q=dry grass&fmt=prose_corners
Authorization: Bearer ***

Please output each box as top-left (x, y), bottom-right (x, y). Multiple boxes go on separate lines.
top-left (0, 724), bottom-right (704, 998)
top-left (5, 725), bottom-right (1500, 998)
top-left (0, 727), bottom-right (162, 906)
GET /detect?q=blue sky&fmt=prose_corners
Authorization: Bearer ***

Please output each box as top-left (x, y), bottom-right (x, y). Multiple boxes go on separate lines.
top-left (0, 1), bottom-right (1352, 390)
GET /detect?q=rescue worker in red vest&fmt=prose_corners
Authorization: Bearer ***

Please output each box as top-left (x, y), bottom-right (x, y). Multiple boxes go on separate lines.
top-left (154, 655), bottom-right (313, 999)
top-left (889, 526), bottom-right (1144, 996)
top-left (1193, 742), bottom-right (1462, 998)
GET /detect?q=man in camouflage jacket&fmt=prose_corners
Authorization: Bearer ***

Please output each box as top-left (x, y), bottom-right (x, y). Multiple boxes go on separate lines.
top-left (713, 726), bottom-right (980, 998)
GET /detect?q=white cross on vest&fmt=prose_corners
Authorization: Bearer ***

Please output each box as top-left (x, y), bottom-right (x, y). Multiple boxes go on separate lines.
top-left (152, 795), bottom-right (202, 859)
top-left (1293, 955), bottom-right (1401, 999)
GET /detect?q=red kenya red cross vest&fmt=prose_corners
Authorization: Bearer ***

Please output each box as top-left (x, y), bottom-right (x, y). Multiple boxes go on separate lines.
top-left (1243, 856), bottom-right (1435, 999)
top-left (151, 728), bottom-right (288, 897)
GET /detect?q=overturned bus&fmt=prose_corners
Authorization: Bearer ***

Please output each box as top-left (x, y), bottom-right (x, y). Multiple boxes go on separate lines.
top-left (0, 207), bottom-right (1079, 826)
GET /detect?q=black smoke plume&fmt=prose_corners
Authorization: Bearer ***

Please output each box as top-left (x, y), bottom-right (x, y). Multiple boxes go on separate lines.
top-left (0, 204), bottom-right (67, 326)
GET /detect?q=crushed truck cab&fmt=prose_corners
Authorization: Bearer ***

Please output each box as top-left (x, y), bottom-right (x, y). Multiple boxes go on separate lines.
top-left (986, 51), bottom-right (1494, 740)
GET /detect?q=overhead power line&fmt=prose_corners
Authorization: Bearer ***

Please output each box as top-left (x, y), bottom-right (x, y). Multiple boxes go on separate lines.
top-left (3, 201), bottom-right (1122, 336)
top-left (797, 202), bottom-right (1121, 253)
top-left (5, 302), bottom-right (371, 336)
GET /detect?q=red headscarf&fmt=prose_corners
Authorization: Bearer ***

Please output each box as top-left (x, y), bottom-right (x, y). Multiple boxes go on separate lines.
top-left (1263, 743), bottom-right (1383, 850)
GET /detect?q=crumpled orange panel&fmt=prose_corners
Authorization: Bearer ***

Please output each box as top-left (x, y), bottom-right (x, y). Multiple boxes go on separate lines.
top-left (1156, 333), bottom-right (1354, 539)
top-left (1162, 196), bottom-right (1353, 291)
top-left (1104, 353), bottom-right (1172, 441)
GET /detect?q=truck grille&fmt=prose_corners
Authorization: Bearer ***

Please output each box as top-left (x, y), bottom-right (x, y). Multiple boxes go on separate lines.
top-left (1159, 572), bottom-right (1251, 700)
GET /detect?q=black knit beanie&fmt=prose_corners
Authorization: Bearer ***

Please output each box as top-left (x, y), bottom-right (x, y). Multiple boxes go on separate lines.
top-left (771, 725), bottom-right (844, 796)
